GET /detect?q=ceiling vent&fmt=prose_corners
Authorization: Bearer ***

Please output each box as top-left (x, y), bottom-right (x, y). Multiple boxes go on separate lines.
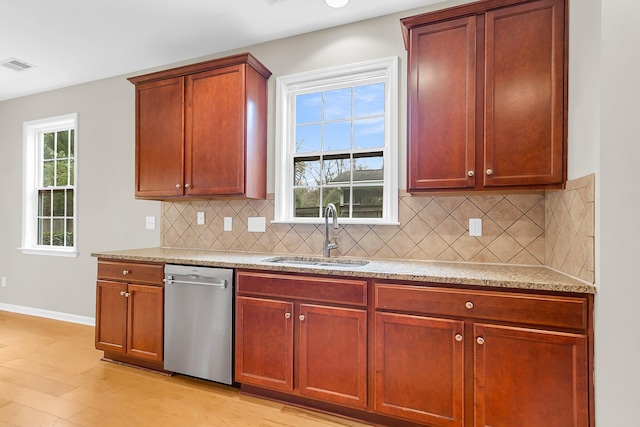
top-left (1, 57), bottom-right (34, 72)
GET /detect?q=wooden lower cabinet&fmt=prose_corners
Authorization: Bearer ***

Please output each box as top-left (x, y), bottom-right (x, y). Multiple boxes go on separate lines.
top-left (95, 260), bottom-right (164, 369)
top-left (235, 271), bottom-right (368, 410)
top-left (96, 281), bottom-right (164, 362)
top-left (374, 312), bottom-right (464, 427)
top-left (235, 270), bottom-right (592, 427)
top-left (299, 304), bottom-right (367, 408)
top-left (474, 324), bottom-right (588, 427)
top-left (235, 296), bottom-right (294, 391)
top-left (374, 282), bottom-right (592, 427)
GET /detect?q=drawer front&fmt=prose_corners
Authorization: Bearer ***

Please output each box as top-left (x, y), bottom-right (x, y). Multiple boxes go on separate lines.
top-left (98, 260), bottom-right (164, 285)
top-left (237, 270), bottom-right (367, 307)
top-left (375, 283), bottom-right (587, 330)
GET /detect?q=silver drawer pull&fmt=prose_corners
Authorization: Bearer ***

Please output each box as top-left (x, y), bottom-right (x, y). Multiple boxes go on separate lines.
top-left (477, 337), bottom-right (485, 345)
top-left (465, 301), bottom-right (474, 309)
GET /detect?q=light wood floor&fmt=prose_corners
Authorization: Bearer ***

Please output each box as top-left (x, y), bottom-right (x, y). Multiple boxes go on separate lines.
top-left (0, 311), bottom-right (373, 427)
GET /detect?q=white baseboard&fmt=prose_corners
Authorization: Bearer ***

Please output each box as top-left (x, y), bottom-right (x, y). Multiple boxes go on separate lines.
top-left (0, 303), bottom-right (95, 326)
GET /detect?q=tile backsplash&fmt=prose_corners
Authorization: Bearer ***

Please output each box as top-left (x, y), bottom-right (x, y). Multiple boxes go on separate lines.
top-left (162, 174), bottom-right (595, 283)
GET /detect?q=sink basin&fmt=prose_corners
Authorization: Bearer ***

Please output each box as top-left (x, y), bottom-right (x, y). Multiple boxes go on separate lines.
top-left (263, 256), bottom-right (369, 268)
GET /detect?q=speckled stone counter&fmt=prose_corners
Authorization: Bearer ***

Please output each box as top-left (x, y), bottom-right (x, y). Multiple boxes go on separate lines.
top-left (92, 247), bottom-right (595, 294)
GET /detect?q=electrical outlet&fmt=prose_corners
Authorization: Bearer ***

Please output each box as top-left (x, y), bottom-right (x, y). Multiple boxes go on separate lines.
top-left (197, 212), bottom-right (205, 225)
top-left (224, 217), bottom-right (233, 231)
top-left (145, 216), bottom-right (156, 230)
top-left (1, 277), bottom-right (6, 287)
top-left (469, 218), bottom-right (482, 237)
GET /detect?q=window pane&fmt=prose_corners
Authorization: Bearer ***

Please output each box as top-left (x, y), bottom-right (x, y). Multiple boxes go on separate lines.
top-left (39, 190), bottom-right (52, 216)
top-left (66, 189), bottom-right (74, 216)
top-left (56, 160), bottom-right (69, 186)
top-left (354, 153), bottom-right (384, 182)
top-left (294, 188), bottom-right (320, 217)
top-left (324, 88), bottom-right (352, 121)
top-left (323, 154), bottom-right (351, 185)
top-left (43, 160), bottom-right (54, 187)
top-left (70, 129), bottom-right (75, 157)
top-left (52, 190), bottom-right (66, 216)
top-left (323, 188), bottom-right (349, 218)
top-left (66, 219), bottom-right (74, 246)
top-left (354, 83), bottom-right (385, 117)
top-left (294, 157), bottom-right (321, 186)
top-left (354, 117), bottom-right (385, 149)
top-left (52, 219), bottom-right (65, 246)
top-left (39, 218), bottom-right (51, 245)
top-left (69, 159), bottom-right (75, 185)
top-left (323, 121), bottom-right (351, 151)
top-left (295, 124), bottom-right (321, 153)
top-left (296, 92), bottom-right (322, 124)
top-left (352, 186), bottom-right (383, 218)
top-left (57, 130), bottom-right (69, 158)
top-left (43, 132), bottom-right (55, 160)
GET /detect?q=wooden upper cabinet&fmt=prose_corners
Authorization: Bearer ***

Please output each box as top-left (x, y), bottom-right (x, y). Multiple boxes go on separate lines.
top-left (403, 0), bottom-right (567, 192)
top-left (135, 78), bottom-right (184, 197)
top-left (408, 16), bottom-right (477, 191)
top-left (129, 53), bottom-right (271, 200)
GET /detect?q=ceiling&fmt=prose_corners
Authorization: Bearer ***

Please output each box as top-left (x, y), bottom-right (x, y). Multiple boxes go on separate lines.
top-left (0, 0), bottom-right (446, 102)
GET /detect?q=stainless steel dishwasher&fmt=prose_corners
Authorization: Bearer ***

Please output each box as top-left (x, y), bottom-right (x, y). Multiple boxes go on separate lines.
top-left (164, 264), bottom-right (233, 385)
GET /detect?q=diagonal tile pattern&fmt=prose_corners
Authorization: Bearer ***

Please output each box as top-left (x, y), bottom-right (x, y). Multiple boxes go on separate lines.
top-left (161, 175), bottom-right (594, 283)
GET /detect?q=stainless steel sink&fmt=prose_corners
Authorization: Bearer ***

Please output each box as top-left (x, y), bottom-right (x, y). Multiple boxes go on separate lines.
top-left (263, 256), bottom-right (369, 268)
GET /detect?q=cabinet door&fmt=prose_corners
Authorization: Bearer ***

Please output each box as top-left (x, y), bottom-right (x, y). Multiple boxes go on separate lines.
top-left (483, 0), bottom-right (565, 187)
top-left (375, 312), bottom-right (464, 427)
top-left (95, 281), bottom-right (128, 354)
top-left (186, 65), bottom-right (246, 196)
top-left (474, 324), bottom-right (588, 427)
top-left (235, 296), bottom-right (294, 391)
top-left (407, 16), bottom-right (477, 191)
top-left (299, 304), bottom-right (367, 409)
top-left (126, 284), bottom-right (164, 362)
top-left (135, 77), bottom-right (185, 197)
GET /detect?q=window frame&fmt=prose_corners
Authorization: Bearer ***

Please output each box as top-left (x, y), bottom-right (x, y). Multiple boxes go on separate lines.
top-left (21, 113), bottom-right (78, 257)
top-left (274, 57), bottom-right (399, 225)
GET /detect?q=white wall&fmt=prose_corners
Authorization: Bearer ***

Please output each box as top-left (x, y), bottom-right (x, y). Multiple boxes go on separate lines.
top-left (0, 77), bottom-right (161, 318)
top-left (596, 0), bottom-right (640, 424)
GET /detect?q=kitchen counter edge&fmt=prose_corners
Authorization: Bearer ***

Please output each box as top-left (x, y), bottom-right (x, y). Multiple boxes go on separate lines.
top-left (91, 248), bottom-right (595, 294)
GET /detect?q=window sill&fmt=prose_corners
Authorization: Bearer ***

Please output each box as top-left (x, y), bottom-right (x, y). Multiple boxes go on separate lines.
top-left (19, 247), bottom-right (79, 258)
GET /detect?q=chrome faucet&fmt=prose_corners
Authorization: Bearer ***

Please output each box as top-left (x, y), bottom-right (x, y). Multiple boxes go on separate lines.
top-left (323, 203), bottom-right (339, 257)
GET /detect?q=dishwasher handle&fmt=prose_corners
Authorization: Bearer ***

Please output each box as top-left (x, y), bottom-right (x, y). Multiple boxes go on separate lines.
top-left (164, 277), bottom-right (228, 289)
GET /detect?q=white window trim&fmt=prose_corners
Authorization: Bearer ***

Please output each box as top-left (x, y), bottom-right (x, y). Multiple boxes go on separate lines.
top-left (274, 56), bottom-right (399, 225)
top-left (21, 113), bottom-right (78, 257)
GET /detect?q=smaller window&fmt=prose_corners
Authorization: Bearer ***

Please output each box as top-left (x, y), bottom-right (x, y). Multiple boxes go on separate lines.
top-left (274, 57), bottom-right (399, 225)
top-left (22, 114), bottom-right (78, 257)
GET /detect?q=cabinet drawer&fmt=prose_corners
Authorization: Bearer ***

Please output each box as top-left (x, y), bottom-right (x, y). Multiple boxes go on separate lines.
top-left (237, 270), bottom-right (367, 307)
top-left (375, 283), bottom-right (587, 330)
top-left (98, 260), bottom-right (164, 285)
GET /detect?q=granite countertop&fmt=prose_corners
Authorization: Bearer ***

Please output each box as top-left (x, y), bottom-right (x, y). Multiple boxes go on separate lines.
top-left (91, 247), bottom-right (595, 294)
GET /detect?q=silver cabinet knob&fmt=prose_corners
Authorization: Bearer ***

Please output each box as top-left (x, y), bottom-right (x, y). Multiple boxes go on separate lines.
top-left (465, 301), bottom-right (474, 309)
top-left (185, 183), bottom-right (191, 188)
top-left (299, 315), bottom-right (305, 321)
top-left (486, 169), bottom-right (494, 176)
top-left (455, 334), bottom-right (463, 342)
top-left (284, 312), bottom-right (291, 319)
top-left (120, 290), bottom-right (126, 296)
top-left (124, 292), bottom-right (131, 298)
top-left (477, 337), bottom-right (485, 345)
top-left (468, 170), bottom-right (475, 177)
top-left (122, 270), bottom-right (130, 275)
top-left (176, 184), bottom-right (182, 188)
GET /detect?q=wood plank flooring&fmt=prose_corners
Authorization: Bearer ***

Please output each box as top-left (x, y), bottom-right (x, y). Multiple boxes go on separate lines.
top-left (0, 311), bottom-right (372, 427)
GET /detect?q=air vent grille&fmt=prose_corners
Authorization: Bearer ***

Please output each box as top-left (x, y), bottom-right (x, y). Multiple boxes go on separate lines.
top-left (1, 58), bottom-right (34, 72)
